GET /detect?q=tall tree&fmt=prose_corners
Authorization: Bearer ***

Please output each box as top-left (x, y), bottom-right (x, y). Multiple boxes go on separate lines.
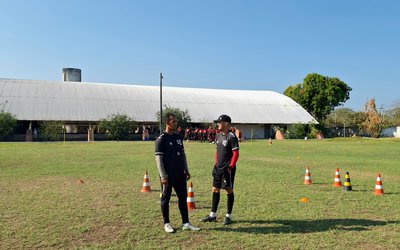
top-left (284, 73), bottom-right (352, 121)
top-left (362, 98), bottom-right (383, 138)
top-left (156, 105), bottom-right (191, 130)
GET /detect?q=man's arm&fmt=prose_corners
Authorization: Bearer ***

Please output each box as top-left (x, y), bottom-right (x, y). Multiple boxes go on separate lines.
top-left (229, 132), bottom-right (240, 169)
top-left (181, 151), bottom-right (191, 180)
top-left (155, 154), bottom-right (168, 179)
top-left (214, 134), bottom-right (218, 166)
top-left (155, 136), bottom-right (168, 184)
top-left (229, 150), bottom-right (239, 168)
top-left (179, 133), bottom-right (190, 180)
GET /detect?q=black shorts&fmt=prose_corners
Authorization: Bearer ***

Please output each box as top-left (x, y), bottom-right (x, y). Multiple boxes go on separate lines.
top-left (212, 166), bottom-right (236, 189)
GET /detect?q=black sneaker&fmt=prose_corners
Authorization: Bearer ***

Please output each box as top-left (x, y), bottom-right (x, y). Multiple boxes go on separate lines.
top-left (224, 217), bottom-right (232, 225)
top-left (201, 215), bottom-right (217, 222)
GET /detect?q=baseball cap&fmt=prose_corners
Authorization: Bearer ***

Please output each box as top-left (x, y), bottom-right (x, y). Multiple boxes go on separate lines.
top-left (214, 114), bottom-right (231, 123)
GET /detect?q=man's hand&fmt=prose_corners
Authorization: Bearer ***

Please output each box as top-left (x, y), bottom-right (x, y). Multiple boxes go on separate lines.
top-left (228, 165), bottom-right (234, 173)
top-left (184, 171), bottom-right (191, 180)
top-left (160, 177), bottom-right (168, 186)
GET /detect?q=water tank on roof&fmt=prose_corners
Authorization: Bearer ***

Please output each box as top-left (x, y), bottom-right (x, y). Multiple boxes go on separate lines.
top-left (62, 68), bottom-right (81, 82)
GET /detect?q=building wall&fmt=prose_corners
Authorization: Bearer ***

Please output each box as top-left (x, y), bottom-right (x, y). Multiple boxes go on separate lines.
top-left (235, 124), bottom-right (271, 139)
top-left (381, 126), bottom-right (400, 138)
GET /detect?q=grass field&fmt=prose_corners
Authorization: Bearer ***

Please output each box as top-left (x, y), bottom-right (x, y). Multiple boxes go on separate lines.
top-left (1, 138), bottom-right (400, 249)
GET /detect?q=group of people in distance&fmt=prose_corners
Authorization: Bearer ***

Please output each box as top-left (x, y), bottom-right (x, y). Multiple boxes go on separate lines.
top-left (155, 113), bottom-right (239, 233)
top-left (182, 126), bottom-right (218, 143)
top-left (177, 124), bottom-right (242, 144)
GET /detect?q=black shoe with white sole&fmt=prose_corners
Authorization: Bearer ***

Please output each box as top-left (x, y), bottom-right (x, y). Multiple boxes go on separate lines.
top-left (201, 215), bottom-right (217, 222)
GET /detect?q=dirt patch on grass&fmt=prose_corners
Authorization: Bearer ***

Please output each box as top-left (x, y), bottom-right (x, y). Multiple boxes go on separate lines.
top-left (355, 243), bottom-right (386, 250)
top-left (83, 219), bottom-right (130, 246)
top-left (52, 217), bottom-right (132, 248)
top-left (180, 234), bottom-right (213, 249)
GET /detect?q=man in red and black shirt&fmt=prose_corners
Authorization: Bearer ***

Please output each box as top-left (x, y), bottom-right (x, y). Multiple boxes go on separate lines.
top-left (202, 114), bottom-right (239, 225)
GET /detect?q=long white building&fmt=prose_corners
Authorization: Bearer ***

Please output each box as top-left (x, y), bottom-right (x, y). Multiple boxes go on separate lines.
top-left (0, 73), bottom-right (316, 140)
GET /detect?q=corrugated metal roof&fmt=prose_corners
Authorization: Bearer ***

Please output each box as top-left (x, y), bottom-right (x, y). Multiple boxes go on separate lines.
top-left (0, 78), bottom-right (317, 124)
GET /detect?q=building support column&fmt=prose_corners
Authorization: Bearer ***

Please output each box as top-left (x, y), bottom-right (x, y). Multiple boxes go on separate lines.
top-left (88, 124), bottom-right (94, 142)
top-left (26, 122), bottom-right (33, 142)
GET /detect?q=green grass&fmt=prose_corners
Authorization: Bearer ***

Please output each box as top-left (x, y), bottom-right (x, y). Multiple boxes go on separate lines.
top-left (1, 138), bottom-right (400, 249)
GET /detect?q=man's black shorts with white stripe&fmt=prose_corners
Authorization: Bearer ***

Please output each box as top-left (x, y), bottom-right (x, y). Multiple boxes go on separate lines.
top-left (212, 166), bottom-right (236, 189)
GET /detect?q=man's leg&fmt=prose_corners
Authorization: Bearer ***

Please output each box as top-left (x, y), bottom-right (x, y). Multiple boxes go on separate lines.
top-left (201, 187), bottom-right (219, 222)
top-left (223, 167), bottom-right (236, 225)
top-left (210, 167), bottom-right (222, 218)
top-left (226, 188), bottom-right (234, 216)
top-left (174, 178), bottom-right (200, 231)
top-left (202, 166), bottom-right (221, 222)
top-left (160, 182), bottom-right (173, 224)
top-left (211, 166), bottom-right (222, 216)
top-left (173, 178), bottom-right (189, 224)
top-left (211, 187), bottom-right (220, 215)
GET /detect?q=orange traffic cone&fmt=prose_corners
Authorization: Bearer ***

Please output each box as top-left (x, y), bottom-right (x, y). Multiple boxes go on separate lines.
top-left (140, 170), bottom-right (151, 193)
top-left (373, 173), bottom-right (384, 195)
top-left (304, 167), bottom-right (312, 185)
top-left (332, 168), bottom-right (342, 187)
top-left (187, 182), bottom-right (196, 210)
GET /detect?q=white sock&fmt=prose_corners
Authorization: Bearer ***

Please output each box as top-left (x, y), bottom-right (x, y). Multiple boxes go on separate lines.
top-left (183, 223), bottom-right (190, 226)
top-left (226, 214), bottom-right (231, 218)
top-left (210, 212), bottom-right (216, 218)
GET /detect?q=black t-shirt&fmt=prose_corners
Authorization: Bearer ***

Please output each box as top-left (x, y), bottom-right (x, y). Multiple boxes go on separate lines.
top-left (155, 132), bottom-right (185, 178)
top-left (215, 131), bottom-right (239, 169)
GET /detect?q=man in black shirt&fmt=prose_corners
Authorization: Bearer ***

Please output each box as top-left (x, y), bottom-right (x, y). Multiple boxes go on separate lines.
top-left (155, 113), bottom-right (200, 233)
top-left (202, 114), bottom-right (239, 225)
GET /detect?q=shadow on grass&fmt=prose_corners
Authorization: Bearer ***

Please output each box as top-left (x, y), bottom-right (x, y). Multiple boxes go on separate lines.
top-left (212, 219), bottom-right (400, 234)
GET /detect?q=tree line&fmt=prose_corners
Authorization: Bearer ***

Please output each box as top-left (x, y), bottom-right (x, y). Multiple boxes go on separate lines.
top-left (0, 106), bottom-right (189, 141)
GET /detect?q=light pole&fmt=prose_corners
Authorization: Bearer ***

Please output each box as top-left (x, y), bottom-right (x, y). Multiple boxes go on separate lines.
top-left (159, 73), bottom-right (163, 135)
top-left (344, 122), bottom-right (346, 138)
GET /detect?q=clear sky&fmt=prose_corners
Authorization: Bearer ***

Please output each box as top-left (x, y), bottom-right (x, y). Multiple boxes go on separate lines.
top-left (1, 1), bottom-right (399, 111)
